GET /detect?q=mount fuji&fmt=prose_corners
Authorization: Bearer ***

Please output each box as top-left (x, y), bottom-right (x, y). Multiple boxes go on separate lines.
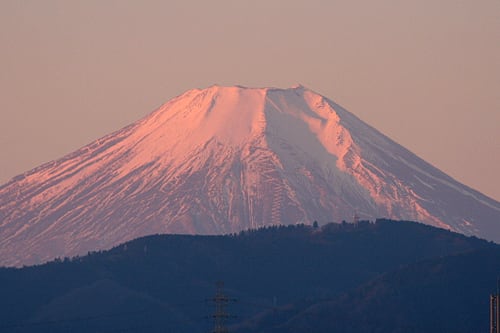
top-left (0, 85), bottom-right (499, 266)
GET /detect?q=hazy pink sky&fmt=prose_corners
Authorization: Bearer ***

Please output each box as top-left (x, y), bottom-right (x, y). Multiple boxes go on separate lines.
top-left (0, 0), bottom-right (499, 200)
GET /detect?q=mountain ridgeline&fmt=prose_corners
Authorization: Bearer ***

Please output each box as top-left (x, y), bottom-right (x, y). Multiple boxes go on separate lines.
top-left (1, 219), bottom-right (498, 333)
top-left (1, 85), bottom-right (499, 267)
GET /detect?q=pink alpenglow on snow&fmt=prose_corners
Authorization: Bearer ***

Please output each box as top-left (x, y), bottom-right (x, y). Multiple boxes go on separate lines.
top-left (0, 85), bottom-right (499, 266)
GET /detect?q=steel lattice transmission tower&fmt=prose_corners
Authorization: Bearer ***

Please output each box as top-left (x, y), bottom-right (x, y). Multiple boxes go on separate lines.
top-left (208, 281), bottom-right (236, 333)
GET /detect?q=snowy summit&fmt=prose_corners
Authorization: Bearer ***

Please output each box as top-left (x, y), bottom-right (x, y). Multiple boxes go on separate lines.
top-left (0, 85), bottom-right (499, 266)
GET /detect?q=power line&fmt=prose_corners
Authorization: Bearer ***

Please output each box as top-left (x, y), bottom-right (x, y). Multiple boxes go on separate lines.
top-left (1, 289), bottom-right (287, 332)
top-left (0, 309), bottom-right (148, 329)
top-left (0, 306), bottom-right (206, 330)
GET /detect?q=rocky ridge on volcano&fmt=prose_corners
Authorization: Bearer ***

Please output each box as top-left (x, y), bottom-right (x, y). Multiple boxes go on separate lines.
top-left (0, 85), bottom-right (498, 266)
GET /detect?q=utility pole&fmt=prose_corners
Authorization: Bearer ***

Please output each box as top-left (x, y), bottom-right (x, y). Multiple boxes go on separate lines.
top-left (353, 211), bottom-right (360, 226)
top-left (492, 278), bottom-right (500, 333)
top-left (208, 281), bottom-right (236, 333)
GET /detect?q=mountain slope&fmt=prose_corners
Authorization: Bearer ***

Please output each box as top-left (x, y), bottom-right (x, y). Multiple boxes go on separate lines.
top-left (0, 85), bottom-right (499, 266)
top-left (0, 221), bottom-right (496, 333)
top-left (235, 247), bottom-right (500, 333)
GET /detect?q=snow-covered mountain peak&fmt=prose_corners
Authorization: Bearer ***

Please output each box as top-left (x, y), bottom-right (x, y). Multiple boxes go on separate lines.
top-left (134, 84), bottom-right (344, 149)
top-left (0, 85), bottom-right (498, 266)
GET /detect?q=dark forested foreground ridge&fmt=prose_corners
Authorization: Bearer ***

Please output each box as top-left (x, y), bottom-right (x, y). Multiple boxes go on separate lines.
top-left (0, 219), bottom-right (498, 333)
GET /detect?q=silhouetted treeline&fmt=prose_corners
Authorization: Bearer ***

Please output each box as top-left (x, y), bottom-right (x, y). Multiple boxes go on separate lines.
top-left (0, 219), bottom-right (497, 333)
